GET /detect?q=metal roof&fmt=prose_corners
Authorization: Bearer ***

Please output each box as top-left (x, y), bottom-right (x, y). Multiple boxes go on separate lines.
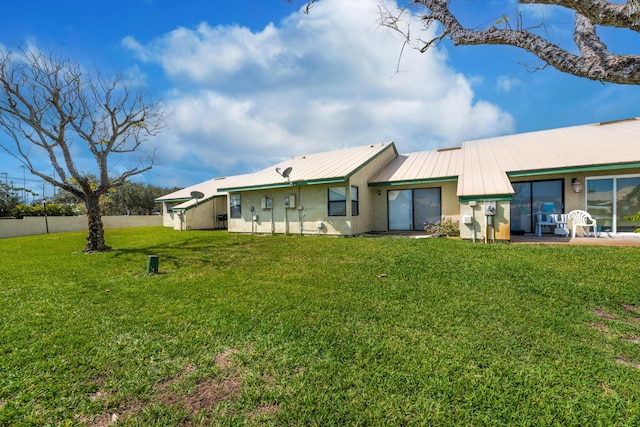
top-left (218, 142), bottom-right (396, 192)
top-left (158, 117), bottom-right (640, 203)
top-left (458, 117), bottom-right (640, 197)
top-left (368, 147), bottom-right (463, 185)
top-left (154, 175), bottom-right (248, 205)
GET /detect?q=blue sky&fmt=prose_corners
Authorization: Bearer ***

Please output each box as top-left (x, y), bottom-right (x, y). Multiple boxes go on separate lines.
top-left (1, 0), bottom-right (639, 199)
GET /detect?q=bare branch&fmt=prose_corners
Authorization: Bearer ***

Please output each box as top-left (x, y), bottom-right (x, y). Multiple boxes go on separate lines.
top-left (519, 0), bottom-right (640, 32)
top-left (0, 47), bottom-right (165, 251)
top-left (384, 1), bottom-right (640, 85)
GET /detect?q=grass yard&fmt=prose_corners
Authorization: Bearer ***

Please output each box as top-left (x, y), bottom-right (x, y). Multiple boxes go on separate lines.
top-left (1, 228), bottom-right (640, 426)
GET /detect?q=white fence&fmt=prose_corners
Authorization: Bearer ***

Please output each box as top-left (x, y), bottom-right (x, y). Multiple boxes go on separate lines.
top-left (0, 215), bottom-right (162, 239)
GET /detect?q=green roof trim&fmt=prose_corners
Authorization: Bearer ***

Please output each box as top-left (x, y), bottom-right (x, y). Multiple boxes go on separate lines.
top-left (344, 143), bottom-right (398, 180)
top-left (369, 176), bottom-right (458, 187)
top-left (507, 162), bottom-right (640, 178)
top-left (154, 197), bottom-right (191, 203)
top-left (222, 177), bottom-right (347, 193)
top-left (458, 194), bottom-right (513, 202)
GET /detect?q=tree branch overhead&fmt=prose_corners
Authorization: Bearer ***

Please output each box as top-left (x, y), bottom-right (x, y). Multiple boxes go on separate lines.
top-left (388, 0), bottom-right (640, 85)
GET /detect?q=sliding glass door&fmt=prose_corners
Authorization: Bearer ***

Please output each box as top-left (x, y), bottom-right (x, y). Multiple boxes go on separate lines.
top-left (510, 180), bottom-right (563, 233)
top-left (388, 188), bottom-right (441, 231)
top-left (586, 175), bottom-right (640, 232)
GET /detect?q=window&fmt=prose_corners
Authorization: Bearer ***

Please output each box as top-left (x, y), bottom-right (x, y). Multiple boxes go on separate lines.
top-left (587, 175), bottom-right (640, 232)
top-left (351, 186), bottom-right (359, 216)
top-left (230, 194), bottom-right (241, 218)
top-left (328, 186), bottom-right (346, 216)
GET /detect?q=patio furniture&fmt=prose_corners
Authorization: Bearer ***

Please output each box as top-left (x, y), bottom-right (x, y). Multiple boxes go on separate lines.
top-left (551, 213), bottom-right (570, 236)
top-left (535, 213), bottom-right (557, 236)
top-left (568, 210), bottom-right (597, 238)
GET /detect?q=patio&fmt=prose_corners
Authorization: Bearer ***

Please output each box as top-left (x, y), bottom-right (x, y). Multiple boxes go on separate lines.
top-left (510, 232), bottom-right (640, 246)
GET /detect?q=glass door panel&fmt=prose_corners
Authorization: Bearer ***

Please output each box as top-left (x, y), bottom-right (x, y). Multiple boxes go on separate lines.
top-left (616, 177), bottom-right (640, 232)
top-left (413, 188), bottom-right (441, 231)
top-left (587, 178), bottom-right (613, 232)
top-left (388, 190), bottom-right (412, 231)
top-left (510, 182), bottom-right (532, 233)
top-left (532, 180), bottom-right (563, 214)
top-left (510, 180), bottom-right (563, 233)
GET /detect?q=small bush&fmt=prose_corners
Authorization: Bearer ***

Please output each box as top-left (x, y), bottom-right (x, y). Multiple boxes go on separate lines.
top-left (424, 217), bottom-right (460, 237)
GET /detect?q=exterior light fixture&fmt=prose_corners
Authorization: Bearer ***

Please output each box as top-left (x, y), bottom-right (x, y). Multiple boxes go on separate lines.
top-left (571, 178), bottom-right (583, 193)
top-left (377, 190), bottom-right (382, 196)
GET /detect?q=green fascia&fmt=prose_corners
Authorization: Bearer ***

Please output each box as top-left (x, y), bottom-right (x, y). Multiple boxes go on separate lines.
top-left (369, 176), bottom-right (458, 187)
top-left (154, 197), bottom-right (191, 203)
top-left (344, 143), bottom-right (398, 181)
top-left (458, 194), bottom-right (513, 202)
top-left (221, 177), bottom-right (346, 193)
top-left (507, 162), bottom-right (640, 178)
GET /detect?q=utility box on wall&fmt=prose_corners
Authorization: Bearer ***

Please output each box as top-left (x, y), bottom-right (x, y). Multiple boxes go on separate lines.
top-left (261, 196), bottom-right (272, 209)
top-left (284, 194), bottom-right (296, 209)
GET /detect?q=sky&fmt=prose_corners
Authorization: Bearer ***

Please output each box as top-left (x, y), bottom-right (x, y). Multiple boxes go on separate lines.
top-left (1, 0), bottom-right (639, 200)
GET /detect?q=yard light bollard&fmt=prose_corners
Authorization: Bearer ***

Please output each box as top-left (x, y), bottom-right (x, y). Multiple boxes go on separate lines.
top-left (147, 255), bottom-right (159, 274)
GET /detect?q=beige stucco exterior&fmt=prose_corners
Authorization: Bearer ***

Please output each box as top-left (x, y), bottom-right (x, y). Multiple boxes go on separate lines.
top-left (459, 200), bottom-right (510, 242)
top-left (161, 197), bottom-right (227, 231)
top-left (159, 119), bottom-right (640, 240)
top-left (370, 180), bottom-right (459, 231)
top-left (227, 145), bottom-right (398, 236)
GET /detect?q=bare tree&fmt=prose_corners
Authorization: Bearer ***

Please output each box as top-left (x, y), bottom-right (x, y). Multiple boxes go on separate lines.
top-left (0, 48), bottom-right (164, 252)
top-left (381, 0), bottom-right (640, 85)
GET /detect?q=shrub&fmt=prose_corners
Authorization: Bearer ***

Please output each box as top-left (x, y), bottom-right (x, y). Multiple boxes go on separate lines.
top-left (424, 217), bottom-right (460, 237)
top-left (11, 203), bottom-right (78, 219)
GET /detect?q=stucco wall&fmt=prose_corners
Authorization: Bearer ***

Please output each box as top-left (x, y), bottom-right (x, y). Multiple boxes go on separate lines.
top-left (228, 185), bottom-right (349, 235)
top-left (161, 197), bottom-right (227, 231)
top-left (371, 180), bottom-right (459, 231)
top-left (228, 145), bottom-right (399, 236)
top-left (0, 215), bottom-right (162, 239)
top-left (459, 200), bottom-right (510, 242)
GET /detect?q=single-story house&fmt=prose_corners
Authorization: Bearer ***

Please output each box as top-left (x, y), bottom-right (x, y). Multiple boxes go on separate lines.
top-left (155, 175), bottom-right (247, 230)
top-left (158, 117), bottom-right (640, 240)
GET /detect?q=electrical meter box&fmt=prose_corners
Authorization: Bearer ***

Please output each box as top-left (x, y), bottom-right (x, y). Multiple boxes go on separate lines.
top-left (284, 194), bottom-right (296, 208)
top-left (484, 201), bottom-right (496, 216)
top-left (261, 196), bottom-right (272, 209)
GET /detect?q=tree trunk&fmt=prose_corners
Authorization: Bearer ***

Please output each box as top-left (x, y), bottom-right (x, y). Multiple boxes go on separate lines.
top-left (84, 194), bottom-right (111, 252)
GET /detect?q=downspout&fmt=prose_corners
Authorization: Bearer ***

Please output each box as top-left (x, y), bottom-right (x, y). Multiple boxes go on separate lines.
top-left (471, 204), bottom-right (476, 243)
top-left (297, 184), bottom-right (303, 236)
top-left (285, 204), bottom-right (289, 235)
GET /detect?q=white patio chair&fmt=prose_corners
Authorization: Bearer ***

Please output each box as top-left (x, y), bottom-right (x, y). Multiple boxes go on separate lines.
top-left (551, 213), bottom-right (570, 236)
top-left (568, 210), bottom-right (597, 238)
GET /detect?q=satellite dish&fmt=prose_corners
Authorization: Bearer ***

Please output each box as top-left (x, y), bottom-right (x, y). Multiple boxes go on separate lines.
top-left (190, 191), bottom-right (205, 199)
top-left (281, 167), bottom-right (292, 179)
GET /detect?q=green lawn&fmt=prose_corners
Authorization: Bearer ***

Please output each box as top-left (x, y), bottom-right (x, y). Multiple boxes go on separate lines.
top-left (1, 228), bottom-right (640, 426)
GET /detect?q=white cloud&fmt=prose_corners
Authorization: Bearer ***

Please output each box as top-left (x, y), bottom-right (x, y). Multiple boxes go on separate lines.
top-left (127, 0), bottom-right (514, 183)
top-left (496, 75), bottom-right (522, 93)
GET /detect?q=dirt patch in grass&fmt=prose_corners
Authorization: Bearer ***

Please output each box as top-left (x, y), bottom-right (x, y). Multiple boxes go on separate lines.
top-left (591, 306), bottom-right (640, 371)
top-left (616, 358), bottom-right (640, 369)
top-left (84, 347), bottom-right (280, 426)
top-left (623, 304), bottom-right (640, 316)
top-left (593, 307), bottom-right (640, 327)
top-left (593, 308), bottom-right (617, 321)
top-left (249, 403), bottom-right (281, 420)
